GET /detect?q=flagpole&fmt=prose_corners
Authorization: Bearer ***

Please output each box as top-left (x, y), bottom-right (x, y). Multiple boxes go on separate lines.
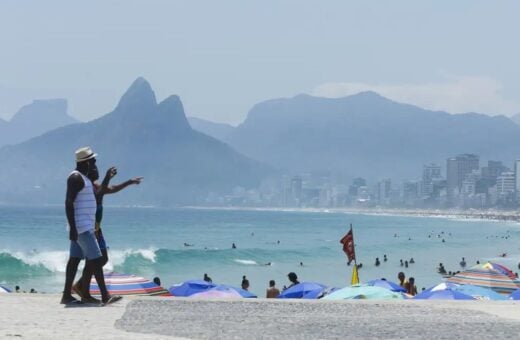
top-left (350, 223), bottom-right (359, 284)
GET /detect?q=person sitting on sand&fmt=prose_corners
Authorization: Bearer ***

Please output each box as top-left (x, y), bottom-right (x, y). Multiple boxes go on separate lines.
top-left (266, 280), bottom-right (280, 298)
top-left (15, 286), bottom-right (20, 293)
top-left (203, 273), bottom-right (212, 283)
top-left (286, 272), bottom-right (300, 289)
top-left (406, 277), bottom-right (418, 296)
top-left (397, 272), bottom-right (407, 288)
top-left (241, 275), bottom-right (250, 291)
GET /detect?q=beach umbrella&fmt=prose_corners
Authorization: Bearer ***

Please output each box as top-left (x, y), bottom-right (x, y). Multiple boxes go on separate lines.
top-left (423, 282), bottom-right (459, 293)
top-left (0, 285), bottom-right (11, 293)
top-left (508, 289), bottom-right (520, 300)
top-left (169, 279), bottom-right (216, 297)
top-left (454, 284), bottom-right (506, 301)
top-left (90, 272), bottom-right (171, 296)
top-left (278, 282), bottom-right (327, 299)
top-left (191, 286), bottom-right (243, 299)
top-left (414, 288), bottom-right (475, 300)
top-left (365, 279), bottom-right (406, 292)
top-left (322, 285), bottom-right (404, 300)
top-left (447, 262), bottom-right (520, 295)
top-left (486, 262), bottom-right (516, 280)
top-left (214, 284), bottom-right (257, 298)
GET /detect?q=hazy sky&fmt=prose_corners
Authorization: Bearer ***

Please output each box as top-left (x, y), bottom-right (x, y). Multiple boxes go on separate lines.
top-left (1, 1), bottom-right (519, 125)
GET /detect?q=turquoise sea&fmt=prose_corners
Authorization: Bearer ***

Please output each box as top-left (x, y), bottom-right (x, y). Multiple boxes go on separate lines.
top-left (1, 206), bottom-right (519, 295)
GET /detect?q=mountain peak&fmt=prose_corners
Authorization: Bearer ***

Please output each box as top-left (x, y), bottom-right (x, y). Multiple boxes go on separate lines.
top-left (10, 98), bottom-right (75, 124)
top-left (157, 95), bottom-right (191, 131)
top-left (115, 77), bottom-right (157, 113)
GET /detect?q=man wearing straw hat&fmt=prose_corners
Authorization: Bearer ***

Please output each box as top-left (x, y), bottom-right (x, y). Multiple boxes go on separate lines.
top-left (60, 146), bottom-right (121, 305)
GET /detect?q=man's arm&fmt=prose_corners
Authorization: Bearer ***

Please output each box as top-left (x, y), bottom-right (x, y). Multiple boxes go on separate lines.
top-left (65, 173), bottom-right (85, 241)
top-left (105, 177), bottom-right (143, 194)
top-left (97, 166), bottom-right (143, 195)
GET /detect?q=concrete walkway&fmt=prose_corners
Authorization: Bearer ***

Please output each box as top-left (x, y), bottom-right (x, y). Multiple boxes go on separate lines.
top-left (116, 298), bottom-right (520, 339)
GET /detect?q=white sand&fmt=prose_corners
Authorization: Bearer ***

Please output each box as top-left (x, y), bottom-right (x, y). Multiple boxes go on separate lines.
top-left (0, 294), bottom-right (179, 339)
top-left (2, 294), bottom-right (520, 339)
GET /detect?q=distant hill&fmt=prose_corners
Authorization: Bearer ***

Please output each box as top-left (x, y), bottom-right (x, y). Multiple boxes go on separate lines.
top-left (188, 117), bottom-right (235, 141)
top-left (0, 78), bottom-right (270, 205)
top-left (510, 113), bottom-right (520, 126)
top-left (0, 99), bottom-right (78, 147)
top-left (225, 92), bottom-right (520, 180)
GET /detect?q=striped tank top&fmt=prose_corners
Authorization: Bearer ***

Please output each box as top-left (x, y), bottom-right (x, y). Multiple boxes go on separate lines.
top-left (71, 170), bottom-right (97, 234)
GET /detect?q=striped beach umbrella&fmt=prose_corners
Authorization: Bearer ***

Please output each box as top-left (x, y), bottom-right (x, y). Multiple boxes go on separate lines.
top-left (90, 272), bottom-right (171, 296)
top-left (447, 262), bottom-right (520, 295)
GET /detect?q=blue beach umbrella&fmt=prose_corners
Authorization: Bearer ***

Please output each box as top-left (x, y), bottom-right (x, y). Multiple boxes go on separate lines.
top-left (278, 282), bottom-right (327, 299)
top-left (508, 289), bottom-right (520, 300)
top-left (169, 280), bottom-right (216, 297)
top-left (414, 288), bottom-right (475, 300)
top-left (423, 282), bottom-right (459, 293)
top-left (215, 284), bottom-right (257, 298)
top-left (323, 285), bottom-right (404, 300)
top-left (0, 285), bottom-right (11, 293)
top-left (365, 279), bottom-right (406, 292)
top-left (454, 284), bottom-right (506, 301)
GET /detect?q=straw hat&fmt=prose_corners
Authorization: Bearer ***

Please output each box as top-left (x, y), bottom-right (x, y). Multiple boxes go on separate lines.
top-left (75, 146), bottom-right (97, 163)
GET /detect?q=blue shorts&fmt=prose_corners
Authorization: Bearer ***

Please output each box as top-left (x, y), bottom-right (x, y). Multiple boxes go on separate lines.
top-left (69, 230), bottom-right (102, 260)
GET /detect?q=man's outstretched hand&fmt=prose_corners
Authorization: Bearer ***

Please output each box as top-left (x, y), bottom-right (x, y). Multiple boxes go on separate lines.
top-left (130, 177), bottom-right (144, 185)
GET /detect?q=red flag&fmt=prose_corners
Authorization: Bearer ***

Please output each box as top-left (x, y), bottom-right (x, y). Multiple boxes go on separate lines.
top-left (340, 227), bottom-right (355, 265)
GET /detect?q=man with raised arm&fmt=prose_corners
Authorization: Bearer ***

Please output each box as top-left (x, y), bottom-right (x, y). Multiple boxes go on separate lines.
top-left (73, 165), bottom-right (143, 300)
top-left (60, 146), bottom-right (121, 305)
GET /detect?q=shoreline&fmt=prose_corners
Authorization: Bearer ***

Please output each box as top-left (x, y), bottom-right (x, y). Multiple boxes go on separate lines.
top-left (184, 206), bottom-right (520, 223)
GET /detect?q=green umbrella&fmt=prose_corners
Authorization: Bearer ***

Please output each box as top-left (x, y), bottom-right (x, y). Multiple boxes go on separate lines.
top-left (322, 284), bottom-right (404, 300)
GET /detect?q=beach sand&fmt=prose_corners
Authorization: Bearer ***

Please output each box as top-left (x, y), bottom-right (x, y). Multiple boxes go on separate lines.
top-left (2, 294), bottom-right (520, 339)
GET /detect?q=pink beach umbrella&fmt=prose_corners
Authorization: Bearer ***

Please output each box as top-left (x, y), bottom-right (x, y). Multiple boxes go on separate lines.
top-left (191, 287), bottom-right (243, 299)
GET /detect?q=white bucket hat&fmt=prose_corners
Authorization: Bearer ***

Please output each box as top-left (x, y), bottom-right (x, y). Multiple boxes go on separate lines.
top-left (75, 146), bottom-right (97, 162)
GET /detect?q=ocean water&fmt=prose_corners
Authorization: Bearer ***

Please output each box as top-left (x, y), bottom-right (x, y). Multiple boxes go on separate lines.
top-left (1, 205), bottom-right (519, 295)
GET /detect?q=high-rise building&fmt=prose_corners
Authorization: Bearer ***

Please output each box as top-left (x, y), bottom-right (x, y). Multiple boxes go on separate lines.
top-left (515, 160), bottom-right (520, 201)
top-left (290, 176), bottom-right (303, 206)
top-left (482, 161), bottom-right (506, 185)
top-left (377, 179), bottom-right (391, 205)
top-left (497, 171), bottom-right (515, 196)
top-left (446, 154), bottom-right (479, 197)
top-left (422, 163), bottom-right (442, 196)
